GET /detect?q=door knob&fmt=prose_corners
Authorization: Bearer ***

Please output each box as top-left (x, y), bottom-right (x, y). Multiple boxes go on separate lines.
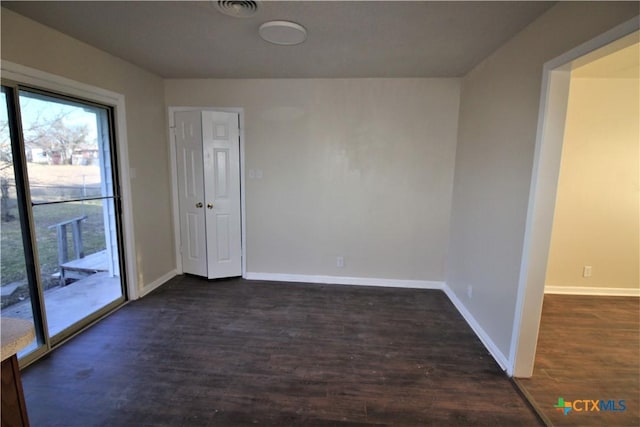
top-left (195, 202), bottom-right (203, 208)
top-left (207, 203), bottom-right (214, 209)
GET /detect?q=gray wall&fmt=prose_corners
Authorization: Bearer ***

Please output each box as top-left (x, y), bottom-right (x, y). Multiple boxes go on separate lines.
top-left (447, 1), bottom-right (639, 359)
top-left (3, 1), bottom-right (638, 373)
top-left (166, 78), bottom-right (460, 281)
top-left (1, 8), bottom-right (175, 291)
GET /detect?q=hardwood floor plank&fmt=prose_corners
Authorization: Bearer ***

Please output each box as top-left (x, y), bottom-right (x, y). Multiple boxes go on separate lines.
top-left (515, 294), bottom-right (639, 427)
top-left (22, 276), bottom-right (541, 426)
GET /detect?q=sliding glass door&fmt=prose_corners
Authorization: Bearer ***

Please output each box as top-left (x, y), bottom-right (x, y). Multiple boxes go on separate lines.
top-left (1, 86), bottom-right (45, 357)
top-left (1, 82), bottom-right (126, 359)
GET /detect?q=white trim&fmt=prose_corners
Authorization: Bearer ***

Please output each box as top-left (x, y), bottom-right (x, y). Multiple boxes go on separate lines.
top-left (0, 60), bottom-right (139, 300)
top-left (245, 272), bottom-right (444, 290)
top-left (443, 285), bottom-right (509, 372)
top-left (167, 106), bottom-right (247, 278)
top-left (2, 61), bottom-right (124, 104)
top-left (139, 270), bottom-right (177, 298)
top-left (509, 66), bottom-right (572, 377)
top-left (511, 17), bottom-right (640, 378)
top-left (545, 286), bottom-right (640, 297)
top-left (167, 111), bottom-right (182, 274)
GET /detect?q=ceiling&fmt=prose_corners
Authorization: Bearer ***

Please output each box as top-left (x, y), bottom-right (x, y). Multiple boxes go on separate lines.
top-left (2, 1), bottom-right (555, 79)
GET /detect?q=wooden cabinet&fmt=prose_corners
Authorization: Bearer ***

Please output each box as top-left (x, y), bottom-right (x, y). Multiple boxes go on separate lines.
top-left (1, 318), bottom-right (35, 427)
top-left (1, 355), bottom-right (30, 427)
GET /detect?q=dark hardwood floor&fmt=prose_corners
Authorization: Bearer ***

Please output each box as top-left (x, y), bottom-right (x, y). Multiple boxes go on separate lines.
top-left (22, 275), bottom-right (541, 426)
top-left (515, 294), bottom-right (640, 427)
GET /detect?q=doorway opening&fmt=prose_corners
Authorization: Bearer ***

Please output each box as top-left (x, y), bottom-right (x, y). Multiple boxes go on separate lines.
top-left (512, 27), bottom-right (639, 424)
top-left (510, 19), bottom-right (638, 377)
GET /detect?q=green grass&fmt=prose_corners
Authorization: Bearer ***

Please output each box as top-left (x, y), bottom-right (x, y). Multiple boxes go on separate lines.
top-left (1, 200), bottom-right (106, 288)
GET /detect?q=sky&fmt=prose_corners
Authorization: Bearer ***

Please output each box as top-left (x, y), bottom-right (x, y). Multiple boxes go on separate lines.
top-left (19, 92), bottom-right (100, 145)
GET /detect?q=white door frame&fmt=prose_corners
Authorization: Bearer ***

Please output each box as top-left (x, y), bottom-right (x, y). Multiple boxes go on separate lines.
top-left (510, 17), bottom-right (639, 377)
top-left (168, 107), bottom-right (247, 278)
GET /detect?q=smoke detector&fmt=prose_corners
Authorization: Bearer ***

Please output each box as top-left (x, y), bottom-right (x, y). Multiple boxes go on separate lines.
top-left (214, 0), bottom-right (260, 18)
top-left (259, 21), bottom-right (307, 46)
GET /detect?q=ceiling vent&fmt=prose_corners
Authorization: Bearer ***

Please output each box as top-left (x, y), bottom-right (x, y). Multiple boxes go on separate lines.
top-left (214, 0), bottom-right (260, 18)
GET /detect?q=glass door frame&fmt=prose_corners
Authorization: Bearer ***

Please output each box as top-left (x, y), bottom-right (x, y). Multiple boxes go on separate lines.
top-left (2, 84), bottom-right (49, 362)
top-left (3, 78), bottom-right (128, 362)
top-left (1, 61), bottom-right (139, 367)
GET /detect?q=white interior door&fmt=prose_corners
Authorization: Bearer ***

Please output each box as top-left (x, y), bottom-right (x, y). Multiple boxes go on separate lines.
top-left (175, 111), bottom-right (207, 276)
top-left (202, 111), bottom-right (242, 279)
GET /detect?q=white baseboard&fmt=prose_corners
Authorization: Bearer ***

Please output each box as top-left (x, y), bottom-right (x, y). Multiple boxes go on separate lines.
top-left (244, 272), bottom-right (445, 290)
top-left (442, 284), bottom-right (510, 373)
top-left (545, 286), bottom-right (640, 297)
top-left (138, 269), bottom-right (177, 298)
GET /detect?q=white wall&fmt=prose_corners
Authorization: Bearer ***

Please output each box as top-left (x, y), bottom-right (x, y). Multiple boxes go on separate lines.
top-left (447, 1), bottom-right (639, 361)
top-left (165, 78), bottom-right (460, 282)
top-left (546, 76), bottom-right (639, 290)
top-left (1, 8), bottom-right (175, 292)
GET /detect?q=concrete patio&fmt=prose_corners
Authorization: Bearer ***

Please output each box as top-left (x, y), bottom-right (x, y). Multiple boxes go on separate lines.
top-left (0, 272), bottom-right (122, 355)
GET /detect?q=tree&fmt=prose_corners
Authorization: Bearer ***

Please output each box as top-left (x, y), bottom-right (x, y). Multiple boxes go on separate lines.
top-left (0, 104), bottom-right (91, 221)
top-left (22, 110), bottom-right (90, 165)
top-left (2, 106), bottom-right (89, 159)
top-left (0, 110), bottom-right (15, 222)
top-left (1, 99), bottom-right (91, 164)
top-left (0, 114), bottom-right (11, 162)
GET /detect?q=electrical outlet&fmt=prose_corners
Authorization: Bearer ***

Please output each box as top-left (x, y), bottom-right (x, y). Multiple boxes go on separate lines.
top-left (336, 256), bottom-right (345, 268)
top-left (467, 285), bottom-right (473, 299)
top-left (583, 266), bottom-right (592, 278)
